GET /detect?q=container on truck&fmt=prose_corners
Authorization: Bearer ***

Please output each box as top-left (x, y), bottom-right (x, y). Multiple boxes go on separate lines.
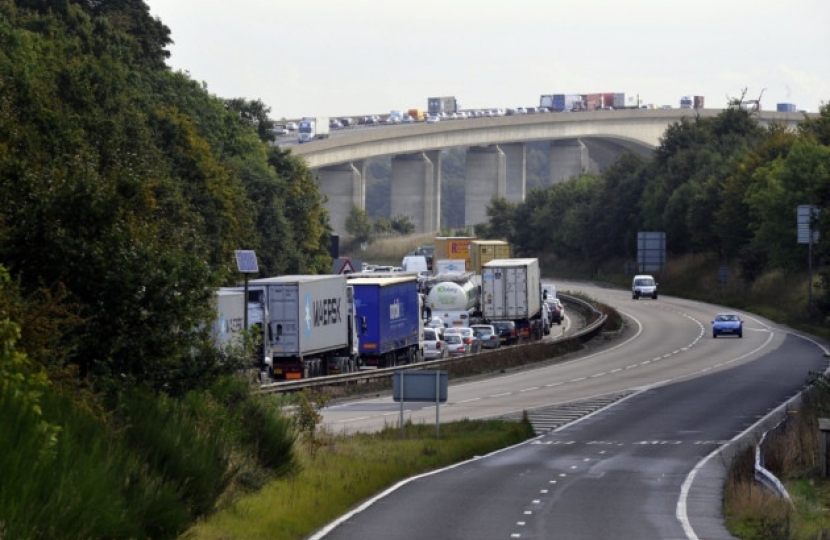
top-left (680, 96), bottom-right (693, 109)
top-left (434, 236), bottom-right (475, 270)
top-left (407, 108), bottom-right (426, 121)
top-left (544, 94), bottom-right (582, 112)
top-left (434, 259), bottom-right (467, 275)
top-left (238, 274), bottom-right (359, 379)
top-left (613, 92), bottom-right (627, 109)
top-left (599, 92), bottom-right (616, 109)
top-left (693, 96), bottom-right (705, 109)
top-left (469, 240), bottom-right (511, 275)
top-left (297, 117), bottom-right (330, 143)
top-left (212, 289), bottom-right (245, 350)
top-left (777, 103), bottom-right (797, 113)
top-left (427, 96), bottom-right (458, 115)
top-left (350, 276), bottom-right (424, 368)
top-left (582, 93), bottom-right (601, 111)
top-left (481, 258), bottom-right (544, 341)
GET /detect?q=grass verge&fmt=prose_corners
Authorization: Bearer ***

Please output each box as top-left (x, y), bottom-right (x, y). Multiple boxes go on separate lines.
top-left (724, 386), bottom-right (830, 539)
top-left (182, 418), bottom-right (536, 540)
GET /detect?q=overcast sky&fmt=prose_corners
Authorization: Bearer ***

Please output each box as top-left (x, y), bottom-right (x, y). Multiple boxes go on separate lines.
top-left (146, 0), bottom-right (829, 120)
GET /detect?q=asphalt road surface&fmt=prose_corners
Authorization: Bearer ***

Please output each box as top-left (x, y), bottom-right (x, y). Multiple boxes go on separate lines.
top-left (314, 282), bottom-right (830, 539)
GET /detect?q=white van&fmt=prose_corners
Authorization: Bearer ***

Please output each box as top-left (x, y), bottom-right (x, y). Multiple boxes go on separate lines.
top-left (401, 255), bottom-right (428, 274)
top-left (632, 275), bottom-right (658, 300)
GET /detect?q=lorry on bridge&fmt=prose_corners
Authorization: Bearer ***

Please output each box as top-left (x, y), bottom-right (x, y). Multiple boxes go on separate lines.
top-left (228, 274), bottom-right (360, 379)
top-left (298, 117), bottom-right (330, 143)
top-left (349, 276), bottom-right (424, 368)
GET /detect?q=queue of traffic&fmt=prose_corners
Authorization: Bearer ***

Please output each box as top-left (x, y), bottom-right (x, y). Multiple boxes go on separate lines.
top-left (210, 237), bottom-right (565, 381)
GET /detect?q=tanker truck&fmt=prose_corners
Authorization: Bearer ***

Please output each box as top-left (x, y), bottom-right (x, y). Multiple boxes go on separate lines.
top-left (424, 272), bottom-right (481, 329)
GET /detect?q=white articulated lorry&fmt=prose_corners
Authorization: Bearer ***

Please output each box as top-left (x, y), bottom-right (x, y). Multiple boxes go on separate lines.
top-left (297, 117), bottom-right (330, 143)
top-left (481, 258), bottom-right (544, 341)
top-left (227, 274), bottom-right (359, 379)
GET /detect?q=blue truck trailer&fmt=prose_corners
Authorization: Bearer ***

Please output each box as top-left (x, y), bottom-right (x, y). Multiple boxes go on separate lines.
top-left (349, 276), bottom-right (424, 368)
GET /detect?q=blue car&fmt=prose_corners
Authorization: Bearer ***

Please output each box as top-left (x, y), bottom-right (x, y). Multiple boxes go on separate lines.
top-left (712, 313), bottom-right (743, 338)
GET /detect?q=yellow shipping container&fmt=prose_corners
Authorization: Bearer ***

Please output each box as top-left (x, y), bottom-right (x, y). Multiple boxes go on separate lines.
top-left (469, 240), bottom-right (511, 275)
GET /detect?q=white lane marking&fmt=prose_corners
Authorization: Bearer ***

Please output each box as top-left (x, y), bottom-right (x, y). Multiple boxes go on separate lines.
top-left (677, 317), bottom-right (829, 540)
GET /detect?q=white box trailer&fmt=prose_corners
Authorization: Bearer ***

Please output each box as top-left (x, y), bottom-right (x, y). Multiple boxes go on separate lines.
top-left (481, 258), bottom-right (541, 321)
top-left (235, 274), bottom-right (359, 379)
top-left (212, 289), bottom-right (245, 350)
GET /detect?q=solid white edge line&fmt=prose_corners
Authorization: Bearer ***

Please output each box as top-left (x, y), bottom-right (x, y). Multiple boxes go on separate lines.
top-left (306, 432), bottom-right (546, 540)
top-left (677, 322), bottom-right (830, 540)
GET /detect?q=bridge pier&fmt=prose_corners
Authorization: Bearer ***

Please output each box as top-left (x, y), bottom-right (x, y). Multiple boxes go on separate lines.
top-left (465, 145), bottom-right (506, 227)
top-left (391, 152), bottom-right (442, 233)
top-left (550, 139), bottom-right (588, 183)
top-left (501, 143), bottom-right (526, 203)
top-left (316, 161), bottom-right (365, 236)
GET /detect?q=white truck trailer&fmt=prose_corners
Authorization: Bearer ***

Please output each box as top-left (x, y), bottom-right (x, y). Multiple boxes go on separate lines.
top-left (481, 258), bottom-right (544, 341)
top-left (229, 274), bottom-right (359, 379)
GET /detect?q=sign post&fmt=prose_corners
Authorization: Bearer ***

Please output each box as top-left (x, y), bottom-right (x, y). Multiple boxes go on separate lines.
top-left (393, 370), bottom-right (448, 439)
top-left (797, 206), bottom-right (820, 306)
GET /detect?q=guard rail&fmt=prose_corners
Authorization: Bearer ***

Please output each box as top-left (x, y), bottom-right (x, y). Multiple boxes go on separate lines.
top-left (258, 293), bottom-right (607, 395)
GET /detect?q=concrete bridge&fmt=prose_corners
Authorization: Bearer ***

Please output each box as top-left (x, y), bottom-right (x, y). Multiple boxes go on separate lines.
top-left (289, 108), bottom-right (805, 235)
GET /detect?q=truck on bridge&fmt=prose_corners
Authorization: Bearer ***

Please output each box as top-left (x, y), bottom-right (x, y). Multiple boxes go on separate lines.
top-left (298, 117), bottom-right (330, 143)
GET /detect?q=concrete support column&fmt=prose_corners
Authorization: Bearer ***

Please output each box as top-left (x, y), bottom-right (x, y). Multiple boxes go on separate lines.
top-left (425, 150), bottom-right (442, 232)
top-left (550, 138), bottom-right (588, 184)
top-left (465, 145), bottom-right (506, 227)
top-left (500, 143), bottom-right (526, 203)
top-left (391, 152), bottom-right (440, 233)
top-left (316, 161), bottom-right (365, 237)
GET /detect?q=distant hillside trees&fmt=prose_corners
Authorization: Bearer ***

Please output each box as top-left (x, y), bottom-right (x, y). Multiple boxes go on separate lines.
top-left (485, 104), bottom-right (830, 315)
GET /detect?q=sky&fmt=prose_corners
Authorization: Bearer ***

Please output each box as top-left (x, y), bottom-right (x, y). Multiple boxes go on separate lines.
top-left (145, 0), bottom-right (830, 120)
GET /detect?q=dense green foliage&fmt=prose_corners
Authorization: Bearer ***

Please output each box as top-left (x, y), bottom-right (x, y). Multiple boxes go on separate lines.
top-left (0, 366), bottom-right (296, 539)
top-left (0, 0), bottom-right (332, 394)
top-left (481, 104), bottom-right (830, 317)
top-left (0, 4), bottom-right (323, 534)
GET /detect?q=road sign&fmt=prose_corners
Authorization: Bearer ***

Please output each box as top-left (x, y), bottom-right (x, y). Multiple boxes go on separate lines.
top-left (797, 205), bottom-right (820, 245)
top-left (333, 257), bottom-right (358, 274)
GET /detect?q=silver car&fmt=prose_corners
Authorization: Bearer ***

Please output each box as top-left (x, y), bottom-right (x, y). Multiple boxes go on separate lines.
top-left (423, 328), bottom-right (448, 360)
top-left (470, 324), bottom-right (500, 349)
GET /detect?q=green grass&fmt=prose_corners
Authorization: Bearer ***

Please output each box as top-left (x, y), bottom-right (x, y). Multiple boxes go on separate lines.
top-left (724, 388), bottom-right (830, 539)
top-left (182, 419), bottom-right (536, 540)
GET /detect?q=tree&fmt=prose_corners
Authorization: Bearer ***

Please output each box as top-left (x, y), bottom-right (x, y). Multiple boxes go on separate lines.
top-left (226, 97), bottom-right (276, 145)
top-left (390, 214), bottom-right (415, 235)
top-left (345, 206), bottom-right (373, 242)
